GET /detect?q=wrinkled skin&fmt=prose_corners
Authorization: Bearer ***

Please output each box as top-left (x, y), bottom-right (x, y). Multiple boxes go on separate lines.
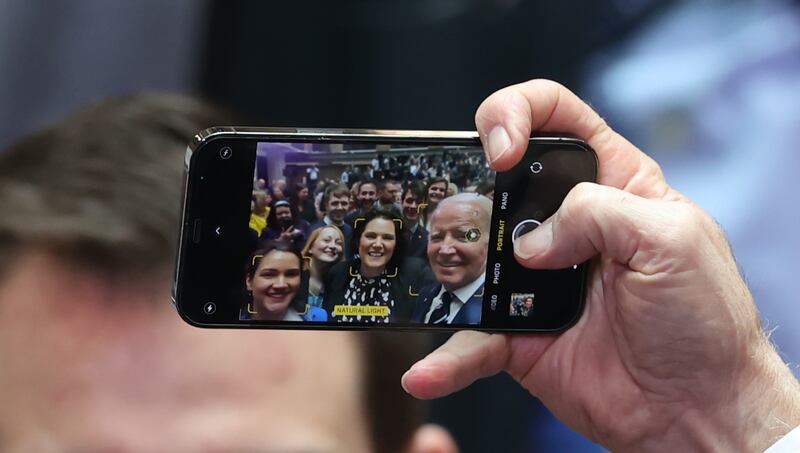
top-left (403, 79), bottom-right (800, 452)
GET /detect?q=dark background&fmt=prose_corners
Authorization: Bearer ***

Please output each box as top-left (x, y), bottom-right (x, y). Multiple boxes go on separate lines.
top-left (198, 1), bottom-right (666, 130)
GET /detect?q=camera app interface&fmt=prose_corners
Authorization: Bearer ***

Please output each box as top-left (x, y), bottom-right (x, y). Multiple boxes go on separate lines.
top-left (242, 141), bottom-right (497, 326)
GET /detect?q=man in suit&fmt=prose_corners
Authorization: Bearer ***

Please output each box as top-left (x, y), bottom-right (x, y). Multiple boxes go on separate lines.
top-left (401, 181), bottom-right (429, 260)
top-left (412, 193), bottom-right (492, 325)
top-left (343, 179), bottom-right (377, 227)
top-left (310, 184), bottom-right (354, 258)
top-left (376, 179), bottom-right (402, 210)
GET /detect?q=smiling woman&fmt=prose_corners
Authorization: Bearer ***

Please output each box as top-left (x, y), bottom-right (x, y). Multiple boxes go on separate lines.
top-left (323, 207), bottom-right (434, 323)
top-left (301, 225), bottom-right (345, 308)
top-left (241, 241), bottom-right (327, 322)
top-left (358, 217), bottom-right (397, 278)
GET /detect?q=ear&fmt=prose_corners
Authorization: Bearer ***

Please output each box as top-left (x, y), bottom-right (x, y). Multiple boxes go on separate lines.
top-left (405, 424), bottom-right (459, 453)
top-left (245, 276), bottom-right (253, 292)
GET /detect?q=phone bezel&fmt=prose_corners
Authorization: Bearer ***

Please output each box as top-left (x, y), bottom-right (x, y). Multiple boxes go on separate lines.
top-left (173, 127), bottom-right (596, 333)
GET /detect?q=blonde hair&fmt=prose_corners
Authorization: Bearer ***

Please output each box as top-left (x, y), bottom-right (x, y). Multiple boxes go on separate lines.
top-left (300, 225), bottom-right (345, 269)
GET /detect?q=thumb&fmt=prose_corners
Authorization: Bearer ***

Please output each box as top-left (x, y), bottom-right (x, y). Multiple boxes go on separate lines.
top-left (514, 182), bottom-right (687, 272)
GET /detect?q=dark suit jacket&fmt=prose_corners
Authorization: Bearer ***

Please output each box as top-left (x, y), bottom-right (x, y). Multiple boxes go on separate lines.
top-left (411, 282), bottom-right (484, 325)
top-left (323, 257), bottom-right (434, 323)
top-left (405, 224), bottom-right (428, 260)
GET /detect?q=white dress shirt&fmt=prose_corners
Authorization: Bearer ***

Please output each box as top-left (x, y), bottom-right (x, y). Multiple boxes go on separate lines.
top-left (424, 274), bottom-right (485, 324)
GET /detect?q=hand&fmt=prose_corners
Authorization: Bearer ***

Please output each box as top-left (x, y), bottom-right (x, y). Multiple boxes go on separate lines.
top-left (280, 227), bottom-right (299, 241)
top-left (402, 80), bottom-right (800, 452)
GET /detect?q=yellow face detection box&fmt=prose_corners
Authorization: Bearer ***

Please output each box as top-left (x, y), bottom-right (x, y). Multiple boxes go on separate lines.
top-left (333, 305), bottom-right (390, 317)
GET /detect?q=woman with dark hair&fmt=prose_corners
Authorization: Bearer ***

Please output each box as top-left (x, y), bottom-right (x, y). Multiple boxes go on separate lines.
top-left (240, 241), bottom-right (327, 322)
top-left (420, 177), bottom-right (449, 231)
top-left (289, 182), bottom-right (318, 224)
top-left (323, 206), bottom-right (433, 323)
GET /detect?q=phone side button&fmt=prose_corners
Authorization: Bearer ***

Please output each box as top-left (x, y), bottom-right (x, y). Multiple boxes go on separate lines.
top-left (192, 219), bottom-right (202, 243)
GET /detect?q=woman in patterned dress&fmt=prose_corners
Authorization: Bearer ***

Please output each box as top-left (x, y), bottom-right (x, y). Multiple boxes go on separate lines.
top-left (323, 206), bottom-right (433, 323)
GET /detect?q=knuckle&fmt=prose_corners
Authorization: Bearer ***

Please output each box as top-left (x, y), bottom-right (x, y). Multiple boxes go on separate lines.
top-left (558, 182), bottom-right (603, 230)
top-left (528, 78), bottom-right (564, 92)
top-left (659, 202), bottom-right (712, 249)
top-left (563, 182), bottom-right (599, 213)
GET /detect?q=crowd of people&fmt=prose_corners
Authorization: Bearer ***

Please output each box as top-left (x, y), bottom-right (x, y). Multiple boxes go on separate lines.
top-left (342, 149), bottom-right (490, 191)
top-left (244, 157), bottom-right (496, 325)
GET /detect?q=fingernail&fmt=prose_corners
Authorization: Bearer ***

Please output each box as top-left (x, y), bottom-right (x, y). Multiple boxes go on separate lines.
top-left (400, 369), bottom-right (413, 393)
top-left (486, 126), bottom-right (511, 164)
top-left (514, 221), bottom-right (553, 260)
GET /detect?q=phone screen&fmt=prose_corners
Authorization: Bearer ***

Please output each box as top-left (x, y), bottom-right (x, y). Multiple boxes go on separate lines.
top-left (175, 131), bottom-right (596, 331)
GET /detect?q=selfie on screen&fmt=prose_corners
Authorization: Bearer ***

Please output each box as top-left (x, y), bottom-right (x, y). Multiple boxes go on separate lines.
top-left (243, 142), bottom-right (494, 325)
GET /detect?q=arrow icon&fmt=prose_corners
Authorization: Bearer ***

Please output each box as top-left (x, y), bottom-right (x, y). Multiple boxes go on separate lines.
top-left (215, 226), bottom-right (222, 235)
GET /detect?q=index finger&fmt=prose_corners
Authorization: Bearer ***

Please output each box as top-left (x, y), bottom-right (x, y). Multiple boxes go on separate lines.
top-left (475, 79), bottom-right (667, 196)
top-left (401, 330), bottom-right (558, 400)
top-left (401, 331), bottom-right (509, 400)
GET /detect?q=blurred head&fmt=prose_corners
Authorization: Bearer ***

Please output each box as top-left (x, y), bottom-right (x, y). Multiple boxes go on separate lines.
top-left (380, 180), bottom-right (402, 205)
top-left (357, 180), bottom-right (378, 208)
top-left (0, 93), bottom-right (456, 453)
top-left (350, 180), bottom-right (361, 198)
top-left (271, 179), bottom-right (287, 199)
top-left (314, 191), bottom-right (325, 220)
top-left (246, 242), bottom-right (303, 320)
top-left (524, 296), bottom-right (534, 309)
top-left (271, 200), bottom-right (294, 228)
top-left (352, 207), bottom-right (406, 278)
top-left (322, 184), bottom-right (351, 223)
top-left (475, 178), bottom-right (495, 200)
top-left (446, 182), bottom-right (458, 197)
top-left (427, 178), bottom-right (448, 205)
top-left (402, 181), bottom-right (426, 224)
top-left (427, 194), bottom-right (492, 291)
top-left (302, 225), bottom-right (345, 267)
top-left (289, 182), bottom-right (309, 203)
top-left (252, 190), bottom-right (271, 212)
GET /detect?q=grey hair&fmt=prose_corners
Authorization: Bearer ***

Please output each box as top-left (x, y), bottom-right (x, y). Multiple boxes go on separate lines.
top-left (432, 192), bottom-right (493, 234)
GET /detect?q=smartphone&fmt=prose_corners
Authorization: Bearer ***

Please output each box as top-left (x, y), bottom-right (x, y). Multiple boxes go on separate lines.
top-left (173, 127), bottom-right (597, 331)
